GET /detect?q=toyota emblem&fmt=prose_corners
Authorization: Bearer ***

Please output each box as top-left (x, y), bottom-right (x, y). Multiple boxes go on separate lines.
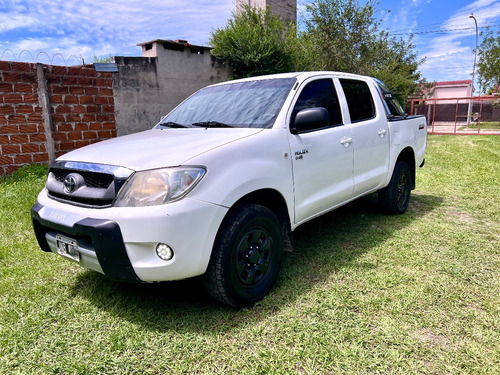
top-left (63, 174), bottom-right (78, 193)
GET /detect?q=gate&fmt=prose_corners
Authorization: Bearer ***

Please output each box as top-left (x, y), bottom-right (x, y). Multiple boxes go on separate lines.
top-left (409, 96), bottom-right (500, 135)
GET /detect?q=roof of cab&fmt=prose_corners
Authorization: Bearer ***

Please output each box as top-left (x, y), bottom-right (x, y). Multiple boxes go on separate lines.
top-left (208, 71), bottom-right (373, 87)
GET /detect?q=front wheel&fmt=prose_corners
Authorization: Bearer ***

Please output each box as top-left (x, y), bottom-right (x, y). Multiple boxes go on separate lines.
top-left (203, 204), bottom-right (283, 308)
top-left (379, 161), bottom-right (412, 214)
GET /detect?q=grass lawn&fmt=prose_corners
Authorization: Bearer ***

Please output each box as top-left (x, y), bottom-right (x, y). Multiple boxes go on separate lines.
top-left (477, 121), bottom-right (500, 129)
top-left (459, 121), bottom-right (500, 131)
top-left (1, 135), bottom-right (499, 374)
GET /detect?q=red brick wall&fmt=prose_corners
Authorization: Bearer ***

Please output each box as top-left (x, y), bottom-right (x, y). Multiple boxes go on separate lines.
top-left (0, 60), bottom-right (116, 175)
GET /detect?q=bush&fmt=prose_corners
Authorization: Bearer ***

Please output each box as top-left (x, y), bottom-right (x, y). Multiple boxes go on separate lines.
top-left (210, 5), bottom-right (299, 79)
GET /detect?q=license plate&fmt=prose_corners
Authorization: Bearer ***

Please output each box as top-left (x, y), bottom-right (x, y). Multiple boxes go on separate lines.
top-left (56, 235), bottom-right (80, 262)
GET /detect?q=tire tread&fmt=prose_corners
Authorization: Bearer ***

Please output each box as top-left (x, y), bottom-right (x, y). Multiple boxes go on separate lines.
top-left (203, 203), bottom-right (282, 308)
top-left (379, 161), bottom-right (412, 215)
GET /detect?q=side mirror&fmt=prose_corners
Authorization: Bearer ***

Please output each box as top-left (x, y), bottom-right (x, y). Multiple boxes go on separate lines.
top-left (290, 107), bottom-right (330, 134)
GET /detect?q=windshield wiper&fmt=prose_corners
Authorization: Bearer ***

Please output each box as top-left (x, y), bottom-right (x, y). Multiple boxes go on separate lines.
top-left (192, 121), bottom-right (232, 128)
top-left (158, 121), bottom-right (188, 128)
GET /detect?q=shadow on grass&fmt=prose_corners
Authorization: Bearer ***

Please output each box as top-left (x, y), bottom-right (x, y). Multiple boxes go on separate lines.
top-left (70, 192), bottom-right (443, 334)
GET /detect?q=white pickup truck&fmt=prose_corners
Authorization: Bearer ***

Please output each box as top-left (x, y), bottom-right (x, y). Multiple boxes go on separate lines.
top-left (31, 71), bottom-right (427, 307)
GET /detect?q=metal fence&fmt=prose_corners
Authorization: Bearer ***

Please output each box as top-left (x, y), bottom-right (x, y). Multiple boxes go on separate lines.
top-left (409, 96), bottom-right (500, 135)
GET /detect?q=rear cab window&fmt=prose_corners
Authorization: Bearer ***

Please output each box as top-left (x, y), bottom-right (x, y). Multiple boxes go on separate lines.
top-left (373, 79), bottom-right (406, 117)
top-left (339, 79), bottom-right (376, 123)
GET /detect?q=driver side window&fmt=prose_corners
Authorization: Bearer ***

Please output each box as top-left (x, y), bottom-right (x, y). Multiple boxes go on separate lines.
top-left (291, 79), bottom-right (343, 131)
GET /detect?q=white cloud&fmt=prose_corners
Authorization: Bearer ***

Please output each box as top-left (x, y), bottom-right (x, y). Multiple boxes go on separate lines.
top-left (5, 0), bottom-right (496, 85)
top-left (420, 35), bottom-right (472, 82)
top-left (0, 0), bottom-right (234, 63)
top-left (382, 0), bottom-right (422, 34)
top-left (444, 0), bottom-right (500, 29)
top-left (14, 37), bottom-right (51, 51)
top-left (414, 1), bottom-right (500, 83)
top-left (0, 13), bottom-right (36, 32)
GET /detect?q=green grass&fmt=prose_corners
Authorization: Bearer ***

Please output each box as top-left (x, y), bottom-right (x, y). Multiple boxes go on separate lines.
top-left (1, 136), bottom-right (499, 374)
top-left (460, 121), bottom-right (500, 130)
top-left (479, 121), bottom-right (500, 128)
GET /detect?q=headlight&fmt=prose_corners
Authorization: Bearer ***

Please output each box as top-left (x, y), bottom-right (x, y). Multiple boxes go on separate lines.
top-left (114, 167), bottom-right (206, 207)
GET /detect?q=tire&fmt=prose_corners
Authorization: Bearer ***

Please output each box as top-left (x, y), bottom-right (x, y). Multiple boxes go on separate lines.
top-left (203, 203), bottom-right (283, 308)
top-left (379, 161), bottom-right (412, 214)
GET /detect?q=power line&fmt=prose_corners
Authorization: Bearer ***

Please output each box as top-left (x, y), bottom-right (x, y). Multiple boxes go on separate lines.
top-left (387, 12), bottom-right (500, 37)
top-left (389, 25), bottom-right (499, 36)
top-left (391, 26), bottom-right (475, 36)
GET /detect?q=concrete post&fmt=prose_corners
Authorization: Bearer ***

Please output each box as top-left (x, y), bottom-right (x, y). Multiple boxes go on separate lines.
top-left (35, 63), bottom-right (56, 164)
top-left (237, 0), bottom-right (297, 23)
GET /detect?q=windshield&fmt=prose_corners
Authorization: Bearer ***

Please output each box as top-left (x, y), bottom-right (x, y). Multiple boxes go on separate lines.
top-left (156, 78), bottom-right (296, 129)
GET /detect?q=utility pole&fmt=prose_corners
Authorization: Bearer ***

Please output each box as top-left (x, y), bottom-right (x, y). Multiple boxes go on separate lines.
top-left (467, 13), bottom-right (478, 127)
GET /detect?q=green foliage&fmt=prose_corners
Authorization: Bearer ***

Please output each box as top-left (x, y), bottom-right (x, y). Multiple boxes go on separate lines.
top-left (368, 33), bottom-right (424, 103)
top-left (210, 5), bottom-right (299, 79)
top-left (478, 28), bottom-right (500, 93)
top-left (93, 54), bottom-right (113, 63)
top-left (301, 0), bottom-right (380, 72)
top-left (211, 1), bottom-right (424, 104)
top-left (302, 0), bottom-right (424, 103)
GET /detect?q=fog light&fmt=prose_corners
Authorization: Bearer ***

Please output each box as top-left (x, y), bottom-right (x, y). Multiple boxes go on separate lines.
top-left (156, 243), bottom-right (174, 261)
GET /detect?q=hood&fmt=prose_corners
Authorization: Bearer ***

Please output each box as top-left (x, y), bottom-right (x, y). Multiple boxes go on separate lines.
top-left (57, 128), bottom-right (263, 171)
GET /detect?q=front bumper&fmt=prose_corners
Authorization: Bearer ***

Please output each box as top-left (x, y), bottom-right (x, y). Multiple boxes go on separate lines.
top-left (31, 190), bottom-right (228, 282)
top-left (32, 203), bottom-right (138, 281)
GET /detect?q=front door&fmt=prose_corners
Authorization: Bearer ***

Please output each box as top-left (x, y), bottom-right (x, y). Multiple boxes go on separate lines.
top-left (287, 77), bottom-right (354, 225)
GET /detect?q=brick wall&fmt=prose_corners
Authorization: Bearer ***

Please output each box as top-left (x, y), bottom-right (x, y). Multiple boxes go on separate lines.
top-left (0, 60), bottom-right (116, 175)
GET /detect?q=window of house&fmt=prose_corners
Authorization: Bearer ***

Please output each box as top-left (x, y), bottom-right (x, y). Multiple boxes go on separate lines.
top-left (339, 79), bottom-right (376, 122)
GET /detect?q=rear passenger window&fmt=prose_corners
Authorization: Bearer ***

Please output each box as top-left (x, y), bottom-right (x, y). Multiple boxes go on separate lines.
top-left (339, 79), bottom-right (375, 122)
top-left (291, 79), bottom-right (343, 131)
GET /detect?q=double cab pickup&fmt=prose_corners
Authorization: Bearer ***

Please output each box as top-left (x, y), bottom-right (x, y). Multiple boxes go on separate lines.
top-left (32, 71), bottom-right (427, 307)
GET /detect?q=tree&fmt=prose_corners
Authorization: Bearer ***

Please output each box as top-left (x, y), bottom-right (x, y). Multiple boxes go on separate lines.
top-left (477, 28), bottom-right (500, 93)
top-left (210, 5), bottom-right (299, 79)
top-left (211, 0), bottom-right (424, 104)
top-left (302, 0), bottom-right (424, 103)
top-left (368, 31), bottom-right (424, 103)
top-left (301, 0), bottom-right (380, 73)
top-left (93, 54), bottom-right (113, 63)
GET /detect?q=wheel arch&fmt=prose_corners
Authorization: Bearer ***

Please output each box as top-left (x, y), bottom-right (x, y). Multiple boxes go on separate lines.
top-left (222, 189), bottom-right (293, 252)
top-left (396, 147), bottom-right (416, 189)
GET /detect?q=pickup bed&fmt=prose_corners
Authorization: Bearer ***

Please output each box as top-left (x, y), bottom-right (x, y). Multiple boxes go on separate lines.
top-left (31, 71), bottom-right (427, 307)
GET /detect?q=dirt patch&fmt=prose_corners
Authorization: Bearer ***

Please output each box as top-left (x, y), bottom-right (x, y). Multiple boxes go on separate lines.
top-left (411, 328), bottom-right (449, 347)
top-left (445, 210), bottom-right (474, 224)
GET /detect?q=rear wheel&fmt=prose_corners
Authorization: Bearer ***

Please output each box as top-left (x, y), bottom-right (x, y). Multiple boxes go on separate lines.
top-left (203, 204), bottom-right (283, 308)
top-left (379, 161), bottom-right (412, 214)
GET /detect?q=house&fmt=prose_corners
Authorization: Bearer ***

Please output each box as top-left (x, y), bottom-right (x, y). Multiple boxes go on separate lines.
top-left (431, 80), bottom-right (474, 103)
top-left (410, 80), bottom-right (476, 124)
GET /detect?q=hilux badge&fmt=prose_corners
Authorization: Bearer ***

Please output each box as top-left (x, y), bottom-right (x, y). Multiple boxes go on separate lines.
top-left (63, 175), bottom-right (78, 193)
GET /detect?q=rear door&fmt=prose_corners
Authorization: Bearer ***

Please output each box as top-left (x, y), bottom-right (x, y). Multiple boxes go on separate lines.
top-left (338, 78), bottom-right (390, 196)
top-left (287, 77), bottom-right (354, 224)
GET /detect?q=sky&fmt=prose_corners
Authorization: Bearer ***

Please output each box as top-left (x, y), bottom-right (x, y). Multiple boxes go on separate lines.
top-left (1, 0), bottom-right (500, 88)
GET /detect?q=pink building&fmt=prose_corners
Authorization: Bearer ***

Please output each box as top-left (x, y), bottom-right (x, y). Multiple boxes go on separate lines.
top-left (431, 80), bottom-right (473, 103)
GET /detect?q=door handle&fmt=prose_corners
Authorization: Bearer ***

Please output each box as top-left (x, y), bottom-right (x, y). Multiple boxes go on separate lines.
top-left (378, 129), bottom-right (387, 137)
top-left (340, 137), bottom-right (352, 147)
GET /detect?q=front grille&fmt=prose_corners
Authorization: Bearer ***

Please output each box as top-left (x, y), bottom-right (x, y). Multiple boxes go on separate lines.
top-left (52, 168), bottom-right (114, 189)
top-left (45, 162), bottom-right (133, 208)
